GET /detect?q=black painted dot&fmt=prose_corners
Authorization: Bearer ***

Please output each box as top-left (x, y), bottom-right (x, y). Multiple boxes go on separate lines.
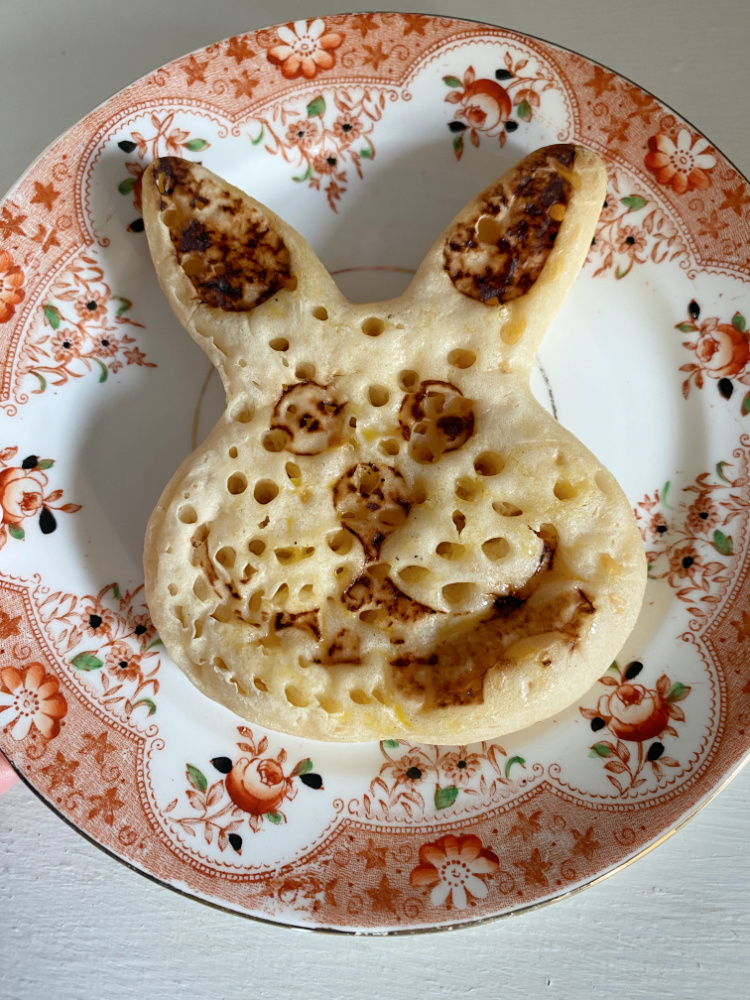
top-left (603, 200), bottom-right (609, 208)
top-left (647, 742), bottom-right (664, 761)
top-left (448, 121), bottom-right (466, 133)
top-left (718, 378), bottom-right (733, 399)
top-left (228, 833), bottom-right (243, 853)
top-left (625, 661), bottom-right (643, 680)
top-left (300, 772), bottom-right (323, 790)
top-left (699, 511), bottom-right (709, 520)
top-left (591, 717), bottom-right (606, 732)
top-left (88, 614), bottom-right (103, 630)
top-left (505, 120), bottom-right (519, 133)
top-left (100, 339), bottom-right (110, 347)
top-left (119, 661), bottom-right (129, 670)
top-left (457, 760), bottom-right (467, 769)
top-left (625, 235), bottom-right (636, 246)
top-left (682, 556), bottom-right (694, 569)
top-left (210, 756), bottom-right (233, 774)
top-left (590, 237), bottom-right (596, 246)
top-left (129, 218), bottom-right (145, 233)
top-left (62, 341), bottom-right (71, 350)
top-left (688, 300), bottom-right (700, 320)
top-left (39, 508), bottom-right (56, 535)
top-left (656, 524), bottom-right (667, 534)
top-left (326, 157), bottom-right (336, 167)
top-left (21, 455), bottom-right (38, 469)
top-left (86, 300), bottom-right (98, 311)
top-left (134, 624), bottom-right (147, 636)
top-left (342, 123), bottom-right (352, 132)
top-left (118, 140), bottom-right (137, 154)
top-left (495, 69), bottom-right (514, 81)
top-left (406, 766), bottom-right (422, 780)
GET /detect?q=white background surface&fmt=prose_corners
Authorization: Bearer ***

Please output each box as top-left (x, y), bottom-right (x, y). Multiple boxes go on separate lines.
top-left (1, 1), bottom-right (749, 997)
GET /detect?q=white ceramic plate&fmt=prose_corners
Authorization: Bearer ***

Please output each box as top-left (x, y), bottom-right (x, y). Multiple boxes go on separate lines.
top-left (1, 13), bottom-right (749, 932)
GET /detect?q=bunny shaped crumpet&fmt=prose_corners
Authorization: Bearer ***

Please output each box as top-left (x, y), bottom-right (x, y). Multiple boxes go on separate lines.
top-left (142, 145), bottom-right (646, 744)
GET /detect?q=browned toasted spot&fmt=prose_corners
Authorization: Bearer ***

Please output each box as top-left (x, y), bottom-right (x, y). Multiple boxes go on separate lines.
top-left (273, 609), bottom-right (321, 641)
top-left (153, 156), bottom-right (294, 311)
top-left (270, 382), bottom-right (346, 455)
top-left (398, 381), bottom-right (475, 464)
top-left (333, 463), bottom-right (412, 562)
top-left (189, 526), bottom-right (223, 598)
top-left (443, 144), bottom-right (576, 305)
top-left (317, 628), bottom-right (362, 665)
top-left (344, 568), bottom-right (436, 627)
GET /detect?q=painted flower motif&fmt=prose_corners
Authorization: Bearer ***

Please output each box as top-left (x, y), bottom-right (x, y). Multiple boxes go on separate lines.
top-left (596, 682), bottom-right (670, 742)
top-left (75, 293), bottom-right (109, 323)
top-left (0, 467), bottom-right (45, 524)
top-left (685, 494), bottom-right (720, 535)
top-left (285, 119), bottom-right (322, 149)
top-left (333, 116), bottom-right (364, 143)
top-left (0, 250), bottom-right (25, 323)
top-left (386, 752), bottom-right (429, 789)
top-left (440, 750), bottom-right (483, 786)
top-left (51, 328), bottom-right (85, 362)
top-left (91, 334), bottom-right (120, 359)
top-left (81, 601), bottom-right (118, 639)
top-left (104, 640), bottom-right (142, 682)
top-left (690, 317), bottom-right (750, 380)
top-left (267, 19), bottom-right (344, 80)
top-left (410, 834), bottom-right (499, 909)
top-left (312, 150), bottom-right (341, 175)
top-left (447, 68), bottom-right (512, 153)
top-left (0, 661), bottom-right (67, 740)
top-left (225, 756), bottom-right (293, 815)
top-left (644, 129), bottom-right (716, 194)
top-left (615, 225), bottom-right (648, 259)
top-left (130, 612), bottom-right (156, 645)
top-left (667, 542), bottom-right (701, 582)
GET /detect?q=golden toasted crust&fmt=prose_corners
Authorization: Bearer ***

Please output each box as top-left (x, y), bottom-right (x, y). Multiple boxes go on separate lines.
top-left (142, 145), bottom-right (646, 743)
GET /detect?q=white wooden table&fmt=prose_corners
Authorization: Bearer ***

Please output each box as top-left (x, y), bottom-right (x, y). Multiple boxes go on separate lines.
top-left (1, 2), bottom-right (748, 997)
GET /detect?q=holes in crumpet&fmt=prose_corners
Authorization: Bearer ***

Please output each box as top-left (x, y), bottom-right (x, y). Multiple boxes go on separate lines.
top-left (248, 539), bottom-right (266, 556)
top-left (379, 439), bottom-right (400, 457)
top-left (476, 214), bottom-right (506, 246)
top-left (254, 676), bottom-right (268, 692)
top-left (398, 370), bottom-right (419, 392)
top-left (248, 589), bottom-right (264, 612)
top-left (181, 254), bottom-right (203, 277)
top-left (161, 206), bottom-right (179, 227)
top-left (167, 584), bottom-right (178, 597)
top-left (455, 477), bottom-right (479, 502)
top-left (299, 583), bottom-right (314, 600)
top-left (228, 446), bottom-right (238, 459)
top-left (231, 401), bottom-right (255, 423)
top-left (262, 428), bottom-right (292, 453)
top-left (493, 500), bottom-right (523, 517)
top-left (215, 546), bottom-right (236, 569)
top-left (436, 542), bottom-right (464, 560)
top-left (312, 306), bottom-right (328, 321)
top-left (269, 337), bottom-right (289, 352)
top-left (327, 530), bottom-right (353, 555)
top-left (178, 504), bottom-right (198, 524)
top-left (285, 462), bottom-right (302, 485)
top-left (448, 348), bottom-right (476, 369)
top-left (227, 473), bottom-right (247, 495)
top-left (474, 452), bottom-right (505, 477)
top-left (361, 316), bottom-right (384, 337)
top-left (482, 537), bottom-right (510, 561)
top-left (350, 689), bottom-right (371, 705)
top-left (452, 510), bottom-right (466, 534)
top-left (368, 385), bottom-right (390, 407)
top-left (193, 576), bottom-right (213, 602)
top-left (398, 565), bottom-right (431, 585)
top-left (295, 362), bottom-right (316, 380)
top-left (554, 479), bottom-right (578, 501)
top-left (254, 480), bottom-right (279, 504)
top-left (285, 685), bottom-right (309, 708)
top-left (210, 604), bottom-right (233, 624)
top-left (442, 582), bottom-right (477, 605)
top-left (317, 694), bottom-right (341, 714)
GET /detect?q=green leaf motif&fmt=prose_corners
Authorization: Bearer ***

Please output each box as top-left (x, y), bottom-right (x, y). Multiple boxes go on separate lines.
top-left (112, 584), bottom-right (121, 601)
top-left (360, 148), bottom-right (373, 159)
top-left (95, 358), bottom-right (108, 383)
top-left (732, 312), bottom-right (746, 333)
top-left (71, 652), bottom-right (104, 671)
top-left (146, 637), bottom-right (163, 649)
top-left (443, 75), bottom-right (462, 87)
top-left (265, 811), bottom-right (284, 824)
top-left (43, 303), bottom-right (61, 329)
top-left (453, 132), bottom-right (464, 156)
top-left (130, 698), bottom-right (157, 717)
top-left (116, 297), bottom-right (131, 316)
top-left (615, 263), bottom-right (632, 280)
top-left (677, 323), bottom-right (696, 333)
top-left (667, 682), bottom-right (689, 702)
top-left (517, 100), bottom-right (532, 120)
top-left (742, 391), bottom-right (750, 417)
top-left (8, 524), bottom-right (25, 541)
top-left (716, 461), bottom-right (729, 482)
top-left (661, 480), bottom-right (672, 508)
top-left (251, 127), bottom-right (265, 146)
top-left (434, 785), bottom-right (459, 810)
top-left (186, 764), bottom-right (207, 792)
top-left (713, 529), bottom-right (733, 556)
top-left (185, 138), bottom-right (210, 152)
top-left (292, 758), bottom-right (313, 777)
top-left (36, 459), bottom-right (54, 470)
top-left (31, 371), bottom-right (47, 392)
top-left (118, 177), bottom-right (136, 195)
top-left (306, 96), bottom-right (326, 118)
top-left (292, 164), bottom-right (314, 183)
top-left (621, 195), bottom-right (648, 211)
top-left (589, 743), bottom-right (613, 758)
top-left (382, 739), bottom-right (401, 749)
top-left (504, 755), bottom-right (526, 778)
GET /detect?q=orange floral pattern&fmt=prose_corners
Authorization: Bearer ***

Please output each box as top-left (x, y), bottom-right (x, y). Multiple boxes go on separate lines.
top-left (409, 834), bottom-right (499, 909)
top-left (645, 128), bottom-right (717, 194)
top-left (266, 19), bottom-right (343, 80)
top-left (0, 661), bottom-right (67, 741)
top-left (676, 301), bottom-right (750, 412)
top-left (0, 250), bottom-right (25, 324)
top-left (0, 446), bottom-right (80, 551)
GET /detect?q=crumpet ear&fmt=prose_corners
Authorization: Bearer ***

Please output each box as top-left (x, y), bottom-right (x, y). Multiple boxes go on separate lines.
top-left (141, 157), bottom-right (340, 368)
top-left (410, 144), bottom-right (607, 361)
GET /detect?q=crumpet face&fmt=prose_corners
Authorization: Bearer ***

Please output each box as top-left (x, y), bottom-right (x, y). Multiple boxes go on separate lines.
top-left (141, 145), bottom-right (646, 743)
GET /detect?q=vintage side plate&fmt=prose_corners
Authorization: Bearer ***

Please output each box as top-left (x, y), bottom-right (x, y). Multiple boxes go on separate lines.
top-left (0, 13), bottom-right (749, 932)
